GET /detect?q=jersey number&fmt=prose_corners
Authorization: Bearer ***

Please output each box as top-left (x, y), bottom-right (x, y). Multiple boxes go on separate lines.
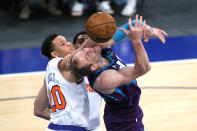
top-left (49, 85), bottom-right (66, 112)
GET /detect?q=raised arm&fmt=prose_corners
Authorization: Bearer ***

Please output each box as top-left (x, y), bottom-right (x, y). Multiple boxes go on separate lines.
top-left (101, 20), bottom-right (144, 48)
top-left (80, 18), bottom-right (167, 50)
top-left (34, 79), bottom-right (51, 120)
top-left (78, 20), bottom-right (144, 49)
top-left (104, 19), bottom-right (168, 47)
top-left (94, 15), bottom-right (151, 94)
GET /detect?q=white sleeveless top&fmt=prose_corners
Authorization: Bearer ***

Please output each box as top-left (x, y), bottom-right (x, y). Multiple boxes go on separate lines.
top-left (85, 78), bottom-right (102, 130)
top-left (45, 57), bottom-right (89, 129)
top-left (45, 57), bottom-right (102, 130)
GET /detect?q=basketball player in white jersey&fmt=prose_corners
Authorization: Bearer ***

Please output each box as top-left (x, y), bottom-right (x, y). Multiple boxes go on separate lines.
top-left (34, 33), bottom-right (102, 131)
top-left (34, 19), bottom-right (167, 130)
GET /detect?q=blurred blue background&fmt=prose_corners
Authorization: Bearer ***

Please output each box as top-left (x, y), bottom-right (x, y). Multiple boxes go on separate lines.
top-left (0, 0), bottom-right (197, 74)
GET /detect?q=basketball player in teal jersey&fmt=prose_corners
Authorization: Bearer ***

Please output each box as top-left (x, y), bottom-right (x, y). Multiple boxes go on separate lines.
top-left (69, 15), bottom-right (167, 131)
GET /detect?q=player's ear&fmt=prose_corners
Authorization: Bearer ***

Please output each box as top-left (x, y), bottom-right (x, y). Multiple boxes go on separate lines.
top-left (51, 51), bottom-right (58, 58)
top-left (90, 64), bottom-right (97, 72)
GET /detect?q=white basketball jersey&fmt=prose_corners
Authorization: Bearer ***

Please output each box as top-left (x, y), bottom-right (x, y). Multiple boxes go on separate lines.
top-left (45, 58), bottom-right (89, 129)
top-left (84, 78), bottom-right (102, 131)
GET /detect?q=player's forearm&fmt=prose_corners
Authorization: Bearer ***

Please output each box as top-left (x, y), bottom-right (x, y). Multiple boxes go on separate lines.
top-left (86, 20), bottom-right (146, 48)
top-left (105, 20), bottom-right (145, 47)
top-left (34, 84), bottom-right (51, 120)
top-left (132, 41), bottom-right (151, 76)
top-left (79, 38), bottom-right (103, 49)
top-left (116, 40), bottom-right (151, 83)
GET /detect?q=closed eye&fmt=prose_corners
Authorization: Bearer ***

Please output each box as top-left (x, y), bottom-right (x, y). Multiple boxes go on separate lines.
top-left (60, 41), bottom-right (64, 45)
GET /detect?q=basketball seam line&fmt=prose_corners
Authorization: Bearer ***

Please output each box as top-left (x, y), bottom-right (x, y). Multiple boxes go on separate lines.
top-left (86, 13), bottom-right (101, 28)
top-left (87, 22), bottom-right (116, 29)
top-left (88, 32), bottom-right (114, 36)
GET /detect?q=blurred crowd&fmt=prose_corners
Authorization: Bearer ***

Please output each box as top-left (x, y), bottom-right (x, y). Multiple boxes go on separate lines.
top-left (0, 0), bottom-right (139, 20)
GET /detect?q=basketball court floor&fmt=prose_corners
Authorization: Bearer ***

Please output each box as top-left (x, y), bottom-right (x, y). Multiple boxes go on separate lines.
top-left (0, 35), bottom-right (197, 131)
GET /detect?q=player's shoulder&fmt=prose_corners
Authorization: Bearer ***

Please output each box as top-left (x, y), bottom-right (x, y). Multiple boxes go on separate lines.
top-left (96, 70), bottom-right (115, 84)
top-left (94, 70), bottom-right (116, 94)
top-left (48, 57), bottom-right (62, 65)
top-left (47, 57), bottom-right (63, 70)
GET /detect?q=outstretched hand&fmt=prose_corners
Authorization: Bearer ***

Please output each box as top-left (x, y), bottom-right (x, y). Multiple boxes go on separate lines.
top-left (143, 22), bottom-right (168, 44)
top-left (120, 14), bottom-right (144, 44)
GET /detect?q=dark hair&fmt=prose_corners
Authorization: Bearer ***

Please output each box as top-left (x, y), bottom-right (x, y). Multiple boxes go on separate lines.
top-left (41, 34), bottom-right (58, 59)
top-left (73, 31), bottom-right (87, 45)
top-left (70, 55), bottom-right (92, 80)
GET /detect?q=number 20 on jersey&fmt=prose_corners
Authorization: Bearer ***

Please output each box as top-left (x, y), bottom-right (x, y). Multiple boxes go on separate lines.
top-left (48, 85), bottom-right (66, 112)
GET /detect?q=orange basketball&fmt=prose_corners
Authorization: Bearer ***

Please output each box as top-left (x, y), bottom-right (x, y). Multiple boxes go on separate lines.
top-left (86, 12), bottom-right (118, 43)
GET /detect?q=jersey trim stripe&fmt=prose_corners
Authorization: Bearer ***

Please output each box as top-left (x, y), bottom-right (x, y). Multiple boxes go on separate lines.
top-left (48, 123), bottom-right (87, 131)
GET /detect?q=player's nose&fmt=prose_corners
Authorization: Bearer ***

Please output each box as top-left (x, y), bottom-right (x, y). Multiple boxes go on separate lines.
top-left (67, 42), bottom-right (72, 46)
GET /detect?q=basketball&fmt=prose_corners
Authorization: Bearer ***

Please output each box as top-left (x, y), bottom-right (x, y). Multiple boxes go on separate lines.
top-left (86, 12), bottom-right (118, 43)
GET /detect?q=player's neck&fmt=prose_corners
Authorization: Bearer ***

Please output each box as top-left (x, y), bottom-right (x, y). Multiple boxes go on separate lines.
top-left (97, 57), bottom-right (110, 69)
top-left (61, 70), bottom-right (77, 83)
top-left (61, 54), bottom-right (72, 70)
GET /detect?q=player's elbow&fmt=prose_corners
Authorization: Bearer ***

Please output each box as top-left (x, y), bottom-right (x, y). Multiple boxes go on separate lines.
top-left (34, 106), bottom-right (46, 119)
top-left (34, 100), bottom-right (42, 117)
top-left (34, 107), bottom-right (40, 117)
top-left (137, 64), bottom-right (151, 76)
top-left (34, 109), bottom-right (41, 117)
top-left (142, 64), bottom-right (151, 74)
top-left (145, 64), bottom-right (151, 73)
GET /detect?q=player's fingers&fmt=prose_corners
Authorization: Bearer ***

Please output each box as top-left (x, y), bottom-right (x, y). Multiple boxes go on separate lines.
top-left (144, 20), bottom-right (147, 26)
top-left (128, 18), bottom-right (133, 30)
top-left (155, 28), bottom-right (168, 36)
top-left (143, 31), bottom-right (149, 42)
top-left (157, 33), bottom-right (165, 44)
top-left (142, 20), bottom-right (146, 31)
top-left (144, 38), bottom-right (149, 43)
top-left (139, 16), bottom-right (143, 27)
top-left (134, 14), bottom-right (139, 27)
top-left (160, 29), bottom-right (168, 36)
top-left (119, 28), bottom-right (128, 35)
top-left (161, 34), bottom-right (166, 44)
top-left (143, 30), bottom-right (147, 38)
